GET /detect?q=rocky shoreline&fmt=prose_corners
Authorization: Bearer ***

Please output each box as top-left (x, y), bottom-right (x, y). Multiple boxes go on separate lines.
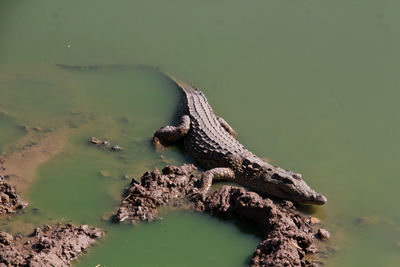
top-left (114, 164), bottom-right (329, 266)
top-left (0, 180), bottom-right (27, 216)
top-left (0, 223), bottom-right (104, 267)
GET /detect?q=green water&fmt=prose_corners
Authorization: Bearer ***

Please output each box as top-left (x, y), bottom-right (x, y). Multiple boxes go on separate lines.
top-left (0, 113), bottom-right (24, 153)
top-left (1, 0), bottom-right (400, 266)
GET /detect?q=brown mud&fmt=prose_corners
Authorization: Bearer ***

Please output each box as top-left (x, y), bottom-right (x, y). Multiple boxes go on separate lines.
top-left (114, 164), bottom-right (199, 223)
top-left (114, 164), bottom-right (328, 266)
top-left (0, 180), bottom-right (27, 216)
top-left (0, 223), bottom-right (104, 267)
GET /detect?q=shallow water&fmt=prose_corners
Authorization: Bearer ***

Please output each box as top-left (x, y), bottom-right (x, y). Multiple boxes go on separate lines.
top-left (1, 0), bottom-right (400, 266)
top-left (0, 113), bottom-right (24, 153)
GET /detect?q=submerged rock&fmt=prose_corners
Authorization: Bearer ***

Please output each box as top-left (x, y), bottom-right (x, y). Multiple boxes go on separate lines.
top-left (0, 223), bottom-right (104, 267)
top-left (99, 170), bottom-right (111, 178)
top-left (113, 164), bottom-right (324, 266)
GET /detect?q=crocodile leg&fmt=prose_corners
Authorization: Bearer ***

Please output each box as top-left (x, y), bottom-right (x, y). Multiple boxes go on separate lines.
top-left (217, 117), bottom-right (236, 137)
top-left (153, 115), bottom-right (191, 149)
top-left (198, 167), bottom-right (235, 194)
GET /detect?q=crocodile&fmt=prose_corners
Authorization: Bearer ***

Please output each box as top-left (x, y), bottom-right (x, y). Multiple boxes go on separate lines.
top-left (55, 63), bottom-right (327, 205)
top-left (153, 76), bottom-right (327, 205)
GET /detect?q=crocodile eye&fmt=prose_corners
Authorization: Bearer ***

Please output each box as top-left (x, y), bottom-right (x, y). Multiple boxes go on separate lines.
top-left (293, 173), bottom-right (302, 180)
top-left (271, 173), bottom-right (281, 180)
top-left (282, 178), bottom-right (294, 185)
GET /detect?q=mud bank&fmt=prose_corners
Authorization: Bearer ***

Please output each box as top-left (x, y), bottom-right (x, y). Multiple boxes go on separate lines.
top-left (114, 164), bottom-right (326, 266)
top-left (0, 223), bottom-right (104, 267)
top-left (194, 186), bottom-right (319, 266)
top-left (114, 164), bottom-right (198, 223)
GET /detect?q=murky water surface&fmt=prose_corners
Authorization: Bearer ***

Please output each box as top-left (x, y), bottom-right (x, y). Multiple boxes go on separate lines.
top-left (1, 0), bottom-right (400, 266)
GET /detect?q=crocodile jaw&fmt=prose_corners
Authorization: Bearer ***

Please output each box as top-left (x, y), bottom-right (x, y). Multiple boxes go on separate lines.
top-left (253, 171), bottom-right (327, 205)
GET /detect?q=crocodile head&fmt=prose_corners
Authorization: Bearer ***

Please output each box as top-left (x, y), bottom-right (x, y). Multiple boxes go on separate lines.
top-left (255, 168), bottom-right (327, 205)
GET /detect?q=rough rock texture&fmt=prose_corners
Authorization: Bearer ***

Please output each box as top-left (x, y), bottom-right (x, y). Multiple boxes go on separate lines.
top-left (114, 165), bottom-right (323, 266)
top-left (114, 164), bottom-right (199, 223)
top-left (193, 186), bottom-right (318, 267)
top-left (0, 223), bottom-right (104, 267)
top-left (317, 228), bottom-right (331, 241)
top-left (0, 180), bottom-right (27, 215)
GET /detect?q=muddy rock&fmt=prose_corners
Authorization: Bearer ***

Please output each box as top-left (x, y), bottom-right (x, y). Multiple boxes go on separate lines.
top-left (192, 186), bottom-right (318, 267)
top-left (114, 164), bottom-right (323, 266)
top-left (0, 223), bottom-right (104, 267)
top-left (89, 137), bottom-right (101, 144)
top-left (310, 217), bottom-right (321, 225)
top-left (0, 181), bottom-right (27, 215)
top-left (101, 141), bottom-right (110, 148)
top-left (0, 232), bottom-right (13, 245)
top-left (317, 228), bottom-right (331, 241)
top-left (113, 164), bottom-right (198, 223)
top-left (111, 145), bottom-right (123, 151)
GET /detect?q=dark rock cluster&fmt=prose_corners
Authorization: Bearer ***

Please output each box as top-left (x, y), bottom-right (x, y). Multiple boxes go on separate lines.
top-left (0, 181), bottom-right (27, 215)
top-left (114, 164), bottom-right (199, 223)
top-left (0, 223), bottom-right (104, 267)
top-left (194, 186), bottom-right (318, 267)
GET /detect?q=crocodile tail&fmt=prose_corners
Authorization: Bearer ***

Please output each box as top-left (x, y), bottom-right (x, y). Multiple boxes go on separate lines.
top-left (55, 63), bottom-right (196, 93)
top-left (162, 73), bottom-right (198, 94)
top-left (55, 63), bottom-right (160, 72)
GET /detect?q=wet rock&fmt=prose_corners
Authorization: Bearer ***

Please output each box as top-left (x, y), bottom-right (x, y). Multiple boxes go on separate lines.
top-left (16, 201), bottom-right (29, 209)
top-left (111, 144), bottom-right (123, 151)
top-left (0, 232), bottom-right (13, 245)
top-left (310, 217), bottom-right (321, 225)
top-left (89, 137), bottom-right (101, 145)
top-left (317, 228), bottom-right (331, 240)
top-left (131, 176), bottom-right (141, 184)
top-left (0, 223), bottom-right (104, 266)
top-left (113, 164), bottom-right (322, 266)
top-left (101, 140), bottom-right (111, 148)
top-left (0, 180), bottom-right (27, 215)
top-left (113, 164), bottom-right (198, 223)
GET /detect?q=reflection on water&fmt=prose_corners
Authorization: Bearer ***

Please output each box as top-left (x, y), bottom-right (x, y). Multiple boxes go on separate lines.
top-left (1, 0), bottom-right (400, 266)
